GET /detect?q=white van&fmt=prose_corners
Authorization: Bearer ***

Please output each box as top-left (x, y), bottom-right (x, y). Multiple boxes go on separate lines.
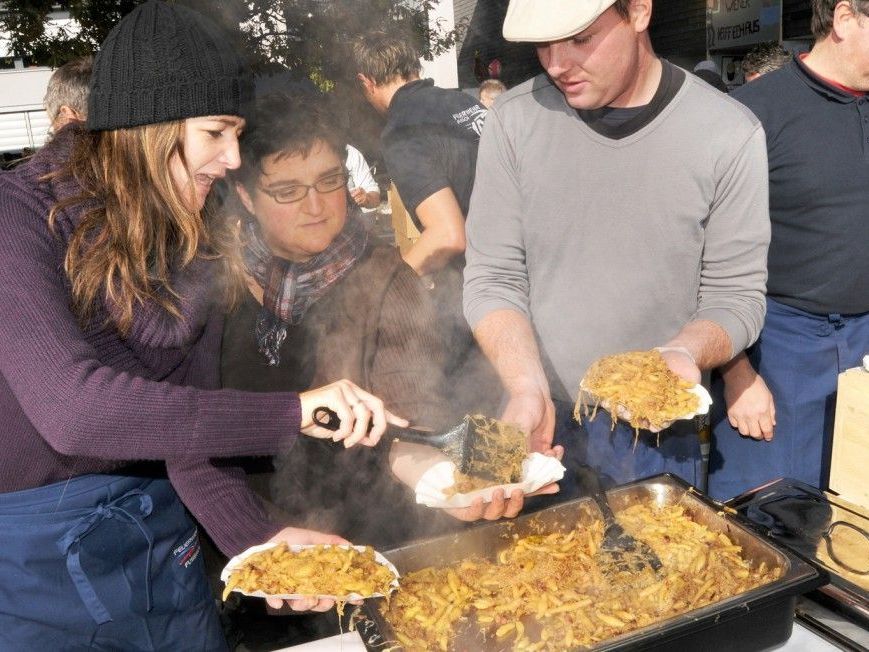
top-left (0, 67), bottom-right (52, 155)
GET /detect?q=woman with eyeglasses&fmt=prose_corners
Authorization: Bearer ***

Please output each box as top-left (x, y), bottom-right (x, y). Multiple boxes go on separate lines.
top-left (221, 92), bottom-right (540, 555)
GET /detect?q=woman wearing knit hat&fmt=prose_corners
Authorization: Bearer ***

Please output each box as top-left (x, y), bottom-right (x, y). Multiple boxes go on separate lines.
top-left (0, 2), bottom-right (404, 648)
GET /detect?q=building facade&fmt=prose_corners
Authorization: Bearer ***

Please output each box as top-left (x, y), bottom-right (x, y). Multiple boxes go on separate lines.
top-left (453, 0), bottom-right (814, 94)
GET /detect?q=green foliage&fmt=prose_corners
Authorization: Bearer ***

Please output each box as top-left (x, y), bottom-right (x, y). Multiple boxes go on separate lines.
top-left (0, 0), bottom-right (141, 66)
top-left (1, 0), bottom-right (464, 82)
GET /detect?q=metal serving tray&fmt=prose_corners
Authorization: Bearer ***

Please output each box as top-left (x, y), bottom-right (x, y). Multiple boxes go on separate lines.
top-left (356, 474), bottom-right (824, 651)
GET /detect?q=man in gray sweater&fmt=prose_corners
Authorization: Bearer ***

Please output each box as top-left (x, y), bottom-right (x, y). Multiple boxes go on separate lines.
top-left (463, 0), bottom-right (770, 490)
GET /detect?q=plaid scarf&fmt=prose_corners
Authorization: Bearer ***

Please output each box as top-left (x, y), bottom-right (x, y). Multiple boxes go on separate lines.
top-left (244, 213), bottom-right (369, 365)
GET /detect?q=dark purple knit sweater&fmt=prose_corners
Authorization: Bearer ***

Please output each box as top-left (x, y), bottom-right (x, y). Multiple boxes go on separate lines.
top-left (0, 129), bottom-right (299, 554)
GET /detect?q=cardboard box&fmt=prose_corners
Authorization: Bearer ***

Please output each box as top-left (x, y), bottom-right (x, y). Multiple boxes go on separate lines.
top-left (829, 366), bottom-right (869, 510)
top-left (387, 184), bottom-right (420, 255)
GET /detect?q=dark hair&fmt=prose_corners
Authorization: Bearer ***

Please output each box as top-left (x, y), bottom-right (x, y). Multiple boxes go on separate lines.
top-left (811, 0), bottom-right (869, 38)
top-left (237, 92), bottom-right (347, 192)
top-left (351, 31), bottom-right (422, 85)
top-left (613, 0), bottom-right (632, 20)
top-left (44, 55), bottom-right (94, 122)
top-left (742, 42), bottom-right (791, 76)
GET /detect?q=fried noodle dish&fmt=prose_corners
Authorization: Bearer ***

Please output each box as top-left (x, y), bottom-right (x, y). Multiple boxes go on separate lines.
top-left (222, 544), bottom-right (395, 601)
top-left (576, 350), bottom-right (699, 434)
top-left (385, 503), bottom-right (781, 651)
top-left (446, 415), bottom-right (528, 495)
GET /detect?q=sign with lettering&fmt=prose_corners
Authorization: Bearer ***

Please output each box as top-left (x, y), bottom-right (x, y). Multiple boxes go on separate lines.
top-left (706, 0), bottom-right (782, 50)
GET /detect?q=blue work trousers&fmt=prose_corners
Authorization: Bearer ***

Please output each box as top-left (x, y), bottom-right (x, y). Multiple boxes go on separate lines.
top-left (582, 410), bottom-right (702, 488)
top-left (525, 398), bottom-right (701, 515)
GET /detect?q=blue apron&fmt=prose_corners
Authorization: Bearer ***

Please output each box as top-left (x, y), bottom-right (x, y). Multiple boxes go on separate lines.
top-left (0, 474), bottom-right (227, 651)
top-left (709, 298), bottom-right (869, 500)
top-left (581, 407), bottom-right (702, 488)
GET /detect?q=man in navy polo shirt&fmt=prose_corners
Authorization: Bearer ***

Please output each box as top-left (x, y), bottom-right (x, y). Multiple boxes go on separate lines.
top-left (709, 0), bottom-right (869, 499)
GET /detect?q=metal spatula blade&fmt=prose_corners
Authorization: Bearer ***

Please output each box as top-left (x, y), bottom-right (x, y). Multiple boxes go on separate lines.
top-left (579, 466), bottom-right (662, 575)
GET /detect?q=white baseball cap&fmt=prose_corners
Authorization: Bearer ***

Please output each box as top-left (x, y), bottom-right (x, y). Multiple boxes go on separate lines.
top-left (502, 0), bottom-right (619, 43)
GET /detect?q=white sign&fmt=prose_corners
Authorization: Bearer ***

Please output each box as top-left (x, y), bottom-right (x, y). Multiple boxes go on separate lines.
top-left (707, 0), bottom-right (782, 51)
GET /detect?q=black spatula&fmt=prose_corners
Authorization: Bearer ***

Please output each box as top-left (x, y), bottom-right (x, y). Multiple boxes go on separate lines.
top-left (579, 466), bottom-right (662, 574)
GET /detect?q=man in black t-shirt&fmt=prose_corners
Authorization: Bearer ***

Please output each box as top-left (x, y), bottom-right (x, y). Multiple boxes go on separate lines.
top-left (351, 32), bottom-right (486, 280)
top-left (351, 31), bottom-right (491, 383)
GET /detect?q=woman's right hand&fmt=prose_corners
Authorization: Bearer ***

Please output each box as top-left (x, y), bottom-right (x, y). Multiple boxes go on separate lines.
top-left (264, 526), bottom-right (361, 612)
top-left (298, 380), bottom-right (408, 448)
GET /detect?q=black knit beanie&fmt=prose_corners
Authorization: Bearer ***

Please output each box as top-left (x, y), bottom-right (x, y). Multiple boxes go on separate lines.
top-left (87, 0), bottom-right (252, 131)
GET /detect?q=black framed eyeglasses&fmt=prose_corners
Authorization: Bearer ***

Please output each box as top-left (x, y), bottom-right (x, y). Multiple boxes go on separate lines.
top-left (259, 172), bottom-right (348, 204)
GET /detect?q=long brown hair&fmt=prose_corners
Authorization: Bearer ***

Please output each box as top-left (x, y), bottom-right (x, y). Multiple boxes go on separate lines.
top-left (47, 123), bottom-right (243, 335)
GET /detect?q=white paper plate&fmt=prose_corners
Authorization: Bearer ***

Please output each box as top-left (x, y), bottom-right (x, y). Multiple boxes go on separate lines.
top-left (415, 452), bottom-right (566, 509)
top-left (220, 543), bottom-right (399, 601)
top-left (579, 380), bottom-right (712, 426)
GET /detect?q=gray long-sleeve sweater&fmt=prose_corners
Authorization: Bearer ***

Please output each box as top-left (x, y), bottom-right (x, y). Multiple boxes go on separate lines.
top-left (464, 71), bottom-right (770, 402)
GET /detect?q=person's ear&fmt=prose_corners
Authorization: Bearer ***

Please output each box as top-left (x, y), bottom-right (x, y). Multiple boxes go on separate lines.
top-left (831, 0), bottom-right (860, 40)
top-left (52, 105), bottom-right (85, 130)
top-left (235, 182), bottom-right (255, 215)
top-left (60, 105), bottom-right (84, 120)
top-left (356, 74), bottom-right (374, 92)
top-left (630, 0), bottom-right (653, 33)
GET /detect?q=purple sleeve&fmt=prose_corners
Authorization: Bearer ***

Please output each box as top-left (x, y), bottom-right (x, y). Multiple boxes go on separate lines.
top-left (0, 179), bottom-right (300, 462)
top-left (168, 310), bottom-right (282, 556)
top-left (167, 457), bottom-right (281, 556)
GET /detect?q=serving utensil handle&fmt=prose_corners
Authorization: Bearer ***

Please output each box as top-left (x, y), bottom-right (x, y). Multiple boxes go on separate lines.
top-left (577, 465), bottom-right (616, 521)
top-left (311, 406), bottom-right (446, 447)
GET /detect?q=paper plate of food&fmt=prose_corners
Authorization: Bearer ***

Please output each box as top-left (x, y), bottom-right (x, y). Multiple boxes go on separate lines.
top-left (413, 414), bottom-right (565, 509)
top-left (575, 349), bottom-right (712, 436)
top-left (415, 452), bottom-right (566, 509)
top-left (220, 542), bottom-right (399, 602)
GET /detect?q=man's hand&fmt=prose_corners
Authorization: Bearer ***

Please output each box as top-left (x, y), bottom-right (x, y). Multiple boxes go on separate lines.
top-left (444, 484), bottom-right (559, 522)
top-left (501, 391), bottom-right (563, 459)
top-left (656, 346), bottom-right (701, 384)
top-left (349, 187), bottom-right (379, 208)
top-left (263, 527), bottom-right (363, 612)
top-left (724, 366), bottom-right (776, 441)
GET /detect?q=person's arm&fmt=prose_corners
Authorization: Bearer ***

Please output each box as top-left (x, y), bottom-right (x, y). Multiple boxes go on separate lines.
top-left (462, 108), bottom-right (560, 454)
top-left (400, 187), bottom-right (466, 276)
top-left (720, 352), bottom-right (776, 440)
top-left (473, 309), bottom-right (558, 456)
top-left (370, 261), bottom-right (541, 519)
top-left (381, 129), bottom-right (466, 275)
top-left (0, 184), bottom-right (398, 462)
top-left (389, 308), bottom-right (563, 520)
top-left (167, 457), bottom-right (351, 613)
top-left (346, 146), bottom-right (381, 209)
top-left (668, 122), bottom-right (770, 382)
